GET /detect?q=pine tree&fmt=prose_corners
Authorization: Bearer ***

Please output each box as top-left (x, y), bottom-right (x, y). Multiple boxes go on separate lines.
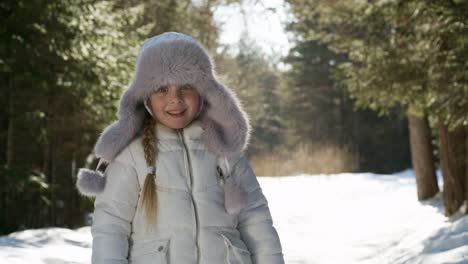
top-left (285, 0), bottom-right (468, 214)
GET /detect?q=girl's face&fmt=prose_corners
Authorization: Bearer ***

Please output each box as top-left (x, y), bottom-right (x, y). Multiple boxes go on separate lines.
top-left (147, 84), bottom-right (200, 129)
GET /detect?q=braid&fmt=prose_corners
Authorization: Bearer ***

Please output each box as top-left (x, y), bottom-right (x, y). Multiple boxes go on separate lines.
top-left (141, 115), bottom-right (157, 224)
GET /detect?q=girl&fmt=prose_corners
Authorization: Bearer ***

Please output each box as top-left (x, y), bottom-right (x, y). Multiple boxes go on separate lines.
top-left (76, 32), bottom-right (284, 264)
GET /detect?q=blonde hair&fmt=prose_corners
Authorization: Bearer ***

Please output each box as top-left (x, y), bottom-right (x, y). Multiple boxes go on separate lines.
top-left (140, 114), bottom-right (157, 224)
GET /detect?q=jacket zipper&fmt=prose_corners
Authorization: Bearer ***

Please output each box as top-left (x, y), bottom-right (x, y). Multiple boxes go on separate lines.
top-left (178, 130), bottom-right (200, 264)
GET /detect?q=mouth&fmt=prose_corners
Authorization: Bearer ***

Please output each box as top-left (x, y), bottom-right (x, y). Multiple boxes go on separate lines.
top-left (166, 109), bottom-right (186, 118)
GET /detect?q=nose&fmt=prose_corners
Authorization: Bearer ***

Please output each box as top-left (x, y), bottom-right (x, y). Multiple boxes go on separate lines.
top-left (167, 86), bottom-right (182, 104)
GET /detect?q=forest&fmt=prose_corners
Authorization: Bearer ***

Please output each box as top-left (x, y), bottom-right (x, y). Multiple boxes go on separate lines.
top-left (0, 0), bottom-right (467, 235)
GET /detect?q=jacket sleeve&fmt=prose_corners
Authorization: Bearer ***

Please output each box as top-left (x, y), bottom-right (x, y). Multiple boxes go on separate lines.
top-left (234, 156), bottom-right (285, 264)
top-left (91, 152), bottom-right (140, 264)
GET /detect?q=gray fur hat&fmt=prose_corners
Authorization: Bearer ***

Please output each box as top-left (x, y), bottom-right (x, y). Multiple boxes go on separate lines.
top-left (76, 32), bottom-right (251, 197)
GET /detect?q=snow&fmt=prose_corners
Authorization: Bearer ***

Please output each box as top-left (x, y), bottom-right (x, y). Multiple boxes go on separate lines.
top-left (1, 170), bottom-right (467, 264)
top-left (0, 227), bottom-right (92, 264)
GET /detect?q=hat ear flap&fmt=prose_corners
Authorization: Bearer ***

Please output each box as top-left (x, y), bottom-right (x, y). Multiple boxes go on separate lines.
top-left (94, 86), bottom-right (146, 161)
top-left (200, 80), bottom-right (250, 157)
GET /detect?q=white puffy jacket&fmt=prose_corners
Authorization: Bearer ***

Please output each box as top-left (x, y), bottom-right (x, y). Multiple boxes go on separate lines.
top-left (91, 120), bottom-right (284, 264)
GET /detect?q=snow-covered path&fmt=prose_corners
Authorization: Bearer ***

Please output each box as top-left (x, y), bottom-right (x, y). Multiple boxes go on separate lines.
top-left (264, 170), bottom-right (467, 263)
top-left (1, 170), bottom-right (467, 264)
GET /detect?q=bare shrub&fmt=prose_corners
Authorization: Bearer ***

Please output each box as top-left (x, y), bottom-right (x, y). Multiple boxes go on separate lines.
top-left (250, 143), bottom-right (358, 176)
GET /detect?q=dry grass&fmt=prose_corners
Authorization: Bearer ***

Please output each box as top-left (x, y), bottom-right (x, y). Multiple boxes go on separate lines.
top-left (250, 143), bottom-right (359, 176)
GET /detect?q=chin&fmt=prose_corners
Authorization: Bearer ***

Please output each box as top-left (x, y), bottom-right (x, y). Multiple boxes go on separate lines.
top-left (164, 120), bottom-right (189, 129)
top-left (159, 113), bottom-right (196, 129)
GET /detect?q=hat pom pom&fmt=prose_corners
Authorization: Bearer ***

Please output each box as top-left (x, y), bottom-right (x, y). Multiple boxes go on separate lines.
top-left (76, 168), bottom-right (106, 196)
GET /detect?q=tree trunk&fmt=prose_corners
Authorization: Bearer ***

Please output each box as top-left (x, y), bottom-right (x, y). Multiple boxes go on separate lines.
top-left (43, 89), bottom-right (57, 226)
top-left (408, 114), bottom-right (439, 200)
top-left (465, 126), bottom-right (468, 215)
top-left (6, 84), bottom-right (14, 168)
top-left (439, 124), bottom-right (466, 216)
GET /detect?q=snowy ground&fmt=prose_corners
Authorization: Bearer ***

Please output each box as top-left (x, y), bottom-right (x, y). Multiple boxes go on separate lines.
top-left (1, 170), bottom-right (467, 264)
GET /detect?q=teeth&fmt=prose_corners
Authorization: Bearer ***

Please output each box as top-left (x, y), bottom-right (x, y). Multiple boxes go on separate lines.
top-left (168, 110), bottom-right (184, 114)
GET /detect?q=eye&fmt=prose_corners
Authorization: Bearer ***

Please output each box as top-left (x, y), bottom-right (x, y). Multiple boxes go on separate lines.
top-left (156, 86), bottom-right (168, 94)
top-left (180, 84), bottom-right (195, 92)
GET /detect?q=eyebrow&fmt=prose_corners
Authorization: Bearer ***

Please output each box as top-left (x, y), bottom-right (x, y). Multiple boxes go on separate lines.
top-left (158, 84), bottom-right (193, 89)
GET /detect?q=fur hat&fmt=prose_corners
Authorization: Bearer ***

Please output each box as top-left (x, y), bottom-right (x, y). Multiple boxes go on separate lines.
top-left (75, 32), bottom-right (250, 210)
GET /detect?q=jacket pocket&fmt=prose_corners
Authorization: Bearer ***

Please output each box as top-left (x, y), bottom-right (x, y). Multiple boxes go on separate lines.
top-left (129, 238), bottom-right (170, 264)
top-left (217, 230), bottom-right (252, 264)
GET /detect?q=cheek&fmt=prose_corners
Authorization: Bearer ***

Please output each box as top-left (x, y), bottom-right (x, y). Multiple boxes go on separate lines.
top-left (150, 98), bottom-right (165, 114)
top-left (185, 94), bottom-right (200, 109)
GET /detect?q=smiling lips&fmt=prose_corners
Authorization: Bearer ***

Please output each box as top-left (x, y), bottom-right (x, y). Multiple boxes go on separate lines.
top-left (167, 109), bottom-right (186, 118)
